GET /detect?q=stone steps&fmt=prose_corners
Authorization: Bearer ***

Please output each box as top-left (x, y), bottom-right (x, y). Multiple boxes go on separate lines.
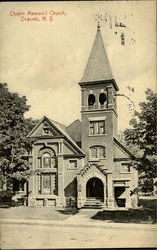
top-left (83, 198), bottom-right (104, 209)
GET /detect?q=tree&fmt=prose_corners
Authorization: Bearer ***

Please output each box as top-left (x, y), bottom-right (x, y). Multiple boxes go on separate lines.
top-left (124, 88), bottom-right (157, 193)
top-left (0, 83), bottom-right (38, 191)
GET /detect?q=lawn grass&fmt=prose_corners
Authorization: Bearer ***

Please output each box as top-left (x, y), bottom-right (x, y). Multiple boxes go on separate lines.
top-left (92, 198), bottom-right (157, 224)
top-left (1, 197), bottom-right (156, 224)
top-left (0, 206), bottom-right (78, 221)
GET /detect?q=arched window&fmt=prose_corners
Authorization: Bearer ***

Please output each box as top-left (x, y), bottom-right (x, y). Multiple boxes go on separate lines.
top-left (88, 94), bottom-right (95, 107)
top-left (90, 146), bottom-right (106, 159)
top-left (99, 93), bottom-right (107, 106)
top-left (38, 148), bottom-right (56, 168)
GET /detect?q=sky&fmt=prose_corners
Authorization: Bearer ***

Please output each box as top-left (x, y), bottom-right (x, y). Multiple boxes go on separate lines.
top-left (0, 1), bottom-right (156, 132)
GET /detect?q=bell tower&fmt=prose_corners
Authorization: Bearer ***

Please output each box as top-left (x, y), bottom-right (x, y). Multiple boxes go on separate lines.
top-left (79, 24), bottom-right (119, 167)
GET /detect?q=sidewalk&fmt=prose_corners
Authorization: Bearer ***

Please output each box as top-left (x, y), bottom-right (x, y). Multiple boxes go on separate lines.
top-left (1, 211), bottom-right (156, 231)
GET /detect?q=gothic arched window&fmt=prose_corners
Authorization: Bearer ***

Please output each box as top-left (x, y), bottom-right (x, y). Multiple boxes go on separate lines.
top-left (99, 93), bottom-right (107, 106)
top-left (88, 94), bottom-right (95, 107)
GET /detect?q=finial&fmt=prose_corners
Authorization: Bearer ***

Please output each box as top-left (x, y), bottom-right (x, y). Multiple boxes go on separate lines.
top-left (95, 13), bottom-right (103, 31)
top-left (97, 21), bottom-right (100, 31)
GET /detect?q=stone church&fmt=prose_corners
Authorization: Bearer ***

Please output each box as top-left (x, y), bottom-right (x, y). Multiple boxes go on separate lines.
top-left (27, 24), bottom-right (138, 209)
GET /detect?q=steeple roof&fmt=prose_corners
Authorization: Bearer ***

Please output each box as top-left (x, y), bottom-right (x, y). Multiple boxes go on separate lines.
top-left (80, 25), bottom-right (114, 83)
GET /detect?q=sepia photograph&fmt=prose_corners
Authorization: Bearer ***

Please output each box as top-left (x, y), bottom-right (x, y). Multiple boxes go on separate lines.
top-left (0, 0), bottom-right (156, 249)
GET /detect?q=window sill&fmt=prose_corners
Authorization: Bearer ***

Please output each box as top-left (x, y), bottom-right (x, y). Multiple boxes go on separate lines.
top-left (87, 106), bottom-right (107, 110)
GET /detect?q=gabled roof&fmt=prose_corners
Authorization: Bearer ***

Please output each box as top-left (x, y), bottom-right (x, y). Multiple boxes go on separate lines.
top-left (27, 116), bottom-right (85, 156)
top-left (79, 25), bottom-right (114, 83)
top-left (114, 137), bottom-right (135, 159)
top-left (66, 119), bottom-right (82, 143)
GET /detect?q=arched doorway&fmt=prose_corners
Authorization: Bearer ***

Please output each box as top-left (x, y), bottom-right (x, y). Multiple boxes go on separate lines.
top-left (86, 177), bottom-right (104, 201)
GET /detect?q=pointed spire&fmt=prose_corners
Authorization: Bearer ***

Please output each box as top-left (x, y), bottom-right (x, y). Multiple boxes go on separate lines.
top-left (80, 25), bottom-right (114, 83)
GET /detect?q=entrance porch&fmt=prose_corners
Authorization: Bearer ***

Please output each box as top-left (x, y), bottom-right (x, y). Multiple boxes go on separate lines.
top-left (77, 164), bottom-right (132, 209)
top-left (77, 166), bottom-right (108, 208)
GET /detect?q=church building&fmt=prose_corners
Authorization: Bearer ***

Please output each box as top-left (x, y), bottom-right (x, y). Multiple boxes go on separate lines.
top-left (27, 24), bottom-right (138, 209)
